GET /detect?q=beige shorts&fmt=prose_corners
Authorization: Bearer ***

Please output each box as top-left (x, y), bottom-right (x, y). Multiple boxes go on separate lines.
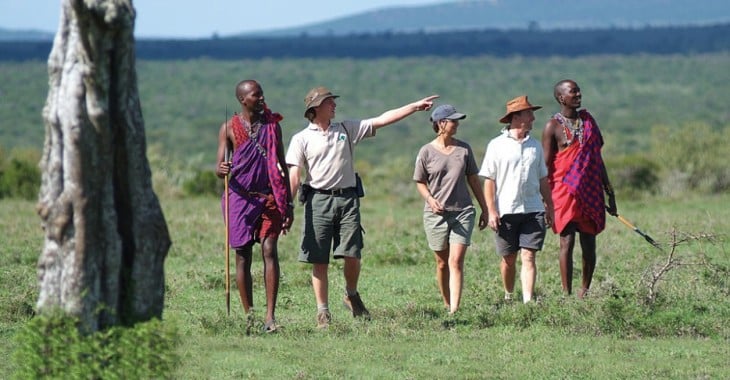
top-left (422, 207), bottom-right (476, 251)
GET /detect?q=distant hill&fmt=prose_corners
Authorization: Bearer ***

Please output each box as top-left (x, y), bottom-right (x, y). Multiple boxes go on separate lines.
top-left (242, 0), bottom-right (730, 37)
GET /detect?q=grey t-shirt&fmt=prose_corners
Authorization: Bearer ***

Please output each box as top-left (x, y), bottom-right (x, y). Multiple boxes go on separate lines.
top-left (413, 139), bottom-right (479, 212)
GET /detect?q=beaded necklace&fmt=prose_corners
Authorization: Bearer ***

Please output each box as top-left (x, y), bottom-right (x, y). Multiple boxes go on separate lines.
top-left (239, 114), bottom-right (266, 157)
top-left (555, 113), bottom-right (584, 146)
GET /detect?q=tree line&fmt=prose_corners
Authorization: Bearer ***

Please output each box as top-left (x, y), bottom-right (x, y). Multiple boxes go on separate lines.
top-left (1, 23), bottom-right (728, 61)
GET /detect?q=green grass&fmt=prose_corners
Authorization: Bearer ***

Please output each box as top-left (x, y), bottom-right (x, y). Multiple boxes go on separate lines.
top-left (2, 53), bottom-right (729, 166)
top-left (2, 192), bottom-right (728, 378)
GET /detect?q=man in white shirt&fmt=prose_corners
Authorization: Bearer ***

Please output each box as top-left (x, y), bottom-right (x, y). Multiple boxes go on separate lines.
top-left (286, 86), bottom-right (437, 328)
top-left (480, 95), bottom-right (554, 303)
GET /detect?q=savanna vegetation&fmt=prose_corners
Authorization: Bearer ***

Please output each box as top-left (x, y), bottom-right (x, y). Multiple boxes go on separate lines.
top-left (0, 52), bottom-right (728, 378)
top-left (2, 53), bottom-right (729, 199)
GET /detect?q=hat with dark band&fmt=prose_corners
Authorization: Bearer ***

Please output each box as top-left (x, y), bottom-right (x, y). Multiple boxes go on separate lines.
top-left (304, 86), bottom-right (339, 116)
top-left (499, 95), bottom-right (542, 123)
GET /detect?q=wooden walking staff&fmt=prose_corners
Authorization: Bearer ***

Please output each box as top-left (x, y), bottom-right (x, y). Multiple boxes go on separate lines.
top-left (608, 206), bottom-right (662, 250)
top-left (224, 106), bottom-right (231, 315)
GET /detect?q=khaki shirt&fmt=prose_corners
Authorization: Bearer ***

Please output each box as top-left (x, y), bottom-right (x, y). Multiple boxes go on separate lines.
top-left (286, 119), bottom-right (375, 190)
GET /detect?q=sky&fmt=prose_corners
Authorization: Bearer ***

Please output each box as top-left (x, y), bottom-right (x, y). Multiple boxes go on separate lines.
top-left (0, 0), bottom-right (441, 39)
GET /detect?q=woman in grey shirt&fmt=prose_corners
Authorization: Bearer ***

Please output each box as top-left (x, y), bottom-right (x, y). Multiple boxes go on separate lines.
top-left (413, 104), bottom-right (488, 315)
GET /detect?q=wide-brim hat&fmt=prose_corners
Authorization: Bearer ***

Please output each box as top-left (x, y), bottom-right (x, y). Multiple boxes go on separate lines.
top-left (499, 95), bottom-right (542, 123)
top-left (304, 86), bottom-right (339, 116)
top-left (430, 104), bottom-right (467, 122)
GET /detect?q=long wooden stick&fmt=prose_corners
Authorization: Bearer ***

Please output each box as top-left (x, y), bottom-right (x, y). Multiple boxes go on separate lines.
top-left (224, 106), bottom-right (230, 315)
top-left (613, 213), bottom-right (662, 250)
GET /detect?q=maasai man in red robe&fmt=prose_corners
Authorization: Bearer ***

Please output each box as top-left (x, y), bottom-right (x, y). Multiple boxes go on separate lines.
top-left (216, 80), bottom-right (294, 332)
top-left (542, 79), bottom-right (618, 299)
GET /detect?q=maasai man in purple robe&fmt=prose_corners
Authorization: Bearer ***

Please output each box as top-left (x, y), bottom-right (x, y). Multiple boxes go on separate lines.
top-left (216, 80), bottom-right (293, 332)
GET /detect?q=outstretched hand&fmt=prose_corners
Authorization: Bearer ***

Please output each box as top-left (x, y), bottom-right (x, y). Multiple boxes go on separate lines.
top-left (414, 95), bottom-right (439, 112)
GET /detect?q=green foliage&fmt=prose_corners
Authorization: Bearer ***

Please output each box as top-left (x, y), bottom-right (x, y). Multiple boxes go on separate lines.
top-left (651, 123), bottom-right (730, 196)
top-left (2, 54), bottom-right (729, 166)
top-left (147, 144), bottom-right (208, 199)
top-left (0, 149), bottom-right (40, 200)
top-left (1, 51), bottom-right (729, 376)
top-left (605, 154), bottom-right (660, 199)
top-left (182, 169), bottom-right (221, 197)
top-left (12, 313), bottom-right (179, 379)
top-left (1, 54), bottom-right (729, 198)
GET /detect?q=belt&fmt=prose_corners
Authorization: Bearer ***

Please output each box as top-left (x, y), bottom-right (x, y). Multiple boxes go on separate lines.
top-left (246, 191), bottom-right (271, 198)
top-left (243, 190), bottom-right (272, 198)
top-left (312, 187), bottom-right (355, 195)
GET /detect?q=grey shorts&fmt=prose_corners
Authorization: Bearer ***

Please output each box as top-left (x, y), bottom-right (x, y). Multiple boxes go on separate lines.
top-left (494, 212), bottom-right (546, 256)
top-left (423, 207), bottom-right (476, 251)
top-left (298, 190), bottom-right (363, 264)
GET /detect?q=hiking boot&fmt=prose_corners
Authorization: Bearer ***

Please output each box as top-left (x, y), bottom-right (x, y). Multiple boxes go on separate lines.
top-left (316, 310), bottom-right (331, 329)
top-left (343, 292), bottom-right (371, 320)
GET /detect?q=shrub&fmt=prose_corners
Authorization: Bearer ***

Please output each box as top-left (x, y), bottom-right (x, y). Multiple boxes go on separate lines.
top-left (651, 123), bottom-right (730, 195)
top-left (182, 169), bottom-right (222, 197)
top-left (0, 156), bottom-right (40, 200)
top-left (13, 313), bottom-right (179, 379)
top-left (605, 154), bottom-right (660, 198)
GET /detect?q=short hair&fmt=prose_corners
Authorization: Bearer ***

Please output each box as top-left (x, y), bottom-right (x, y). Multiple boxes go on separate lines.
top-left (305, 108), bottom-right (317, 122)
top-left (235, 79), bottom-right (257, 100)
top-left (553, 79), bottom-right (575, 102)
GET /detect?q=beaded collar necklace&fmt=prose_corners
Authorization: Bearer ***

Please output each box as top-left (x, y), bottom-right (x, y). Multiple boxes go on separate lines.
top-left (555, 113), bottom-right (583, 146)
top-left (239, 114), bottom-right (266, 157)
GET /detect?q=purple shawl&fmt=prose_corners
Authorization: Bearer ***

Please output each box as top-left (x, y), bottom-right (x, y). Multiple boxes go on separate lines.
top-left (222, 110), bottom-right (287, 248)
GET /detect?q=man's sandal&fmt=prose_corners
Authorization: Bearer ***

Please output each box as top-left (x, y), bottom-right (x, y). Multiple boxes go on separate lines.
top-left (262, 320), bottom-right (279, 333)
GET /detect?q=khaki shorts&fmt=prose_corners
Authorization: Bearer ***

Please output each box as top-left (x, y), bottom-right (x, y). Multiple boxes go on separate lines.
top-left (298, 190), bottom-right (363, 264)
top-left (422, 207), bottom-right (476, 251)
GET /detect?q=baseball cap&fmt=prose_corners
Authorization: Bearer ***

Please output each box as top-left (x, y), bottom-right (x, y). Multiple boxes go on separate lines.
top-left (430, 104), bottom-right (467, 122)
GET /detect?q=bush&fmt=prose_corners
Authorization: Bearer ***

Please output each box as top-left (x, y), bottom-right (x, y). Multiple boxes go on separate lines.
top-left (13, 313), bottom-right (179, 379)
top-left (0, 154), bottom-right (40, 200)
top-left (605, 154), bottom-right (660, 198)
top-left (182, 169), bottom-right (222, 197)
top-left (651, 123), bottom-right (730, 195)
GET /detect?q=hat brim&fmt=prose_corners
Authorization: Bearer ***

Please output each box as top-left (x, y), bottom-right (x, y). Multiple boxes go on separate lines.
top-left (304, 94), bottom-right (339, 116)
top-left (499, 105), bottom-right (542, 123)
top-left (432, 113), bottom-right (467, 122)
top-left (445, 113), bottom-right (467, 120)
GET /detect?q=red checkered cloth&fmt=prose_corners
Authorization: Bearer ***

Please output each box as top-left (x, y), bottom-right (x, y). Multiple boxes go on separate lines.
top-left (560, 110), bottom-right (606, 233)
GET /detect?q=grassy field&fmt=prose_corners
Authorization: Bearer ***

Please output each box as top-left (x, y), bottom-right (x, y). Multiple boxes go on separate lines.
top-left (1, 189), bottom-right (728, 378)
